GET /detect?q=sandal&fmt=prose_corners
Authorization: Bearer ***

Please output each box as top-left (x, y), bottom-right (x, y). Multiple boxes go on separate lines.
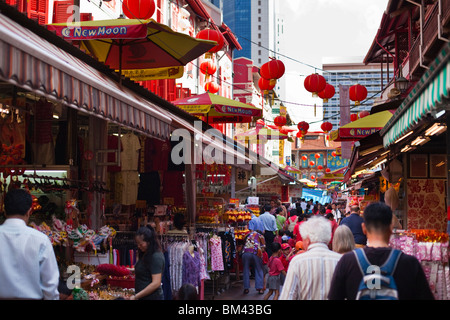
top-left (243, 289), bottom-right (249, 294)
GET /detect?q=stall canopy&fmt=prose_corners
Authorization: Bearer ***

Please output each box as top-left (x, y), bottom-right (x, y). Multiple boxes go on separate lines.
top-left (330, 110), bottom-right (395, 142)
top-left (172, 92), bottom-right (262, 124)
top-left (0, 11), bottom-right (172, 140)
top-left (47, 19), bottom-right (216, 80)
top-left (381, 43), bottom-right (450, 148)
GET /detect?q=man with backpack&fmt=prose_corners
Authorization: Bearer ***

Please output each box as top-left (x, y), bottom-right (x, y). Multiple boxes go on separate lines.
top-left (328, 202), bottom-right (434, 300)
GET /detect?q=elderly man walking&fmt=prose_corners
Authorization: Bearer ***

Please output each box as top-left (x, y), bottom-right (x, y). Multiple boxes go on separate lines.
top-left (280, 215), bottom-right (341, 300)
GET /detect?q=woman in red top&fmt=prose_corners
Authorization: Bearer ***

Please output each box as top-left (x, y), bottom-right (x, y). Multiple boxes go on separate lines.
top-left (326, 212), bottom-right (339, 248)
top-left (264, 243), bottom-right (286, 301)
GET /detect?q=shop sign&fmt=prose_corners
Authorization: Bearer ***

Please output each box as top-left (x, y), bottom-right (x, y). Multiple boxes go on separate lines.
top-left (229, 198), bottom-right (240, 206)
top-left (56, 24), bottom-right (148, 40)
top-left (247, 197), bottom-right (259, 205)
top-left (121, 66), bottom-right (184, 80)
top-left (176, 104), bottom-right (211, 114)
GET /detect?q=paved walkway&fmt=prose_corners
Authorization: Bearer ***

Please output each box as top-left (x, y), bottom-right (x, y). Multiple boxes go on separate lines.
top-left (205, 278), bottom-right (279, 300)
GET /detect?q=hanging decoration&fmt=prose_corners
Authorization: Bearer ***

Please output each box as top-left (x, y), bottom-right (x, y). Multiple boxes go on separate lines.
top-left (199, 60), bottom-right (217, 81)
top-left (310, 175), bottom-right (316, 181)
top-left (196, 28), bottom-right (225, 59)
top-left (258, 77), bottom-right (276, 106)
top-left (304, 73), bottom-right (326, 97)
top-left (318, 83), bottom-right (335, 103)
top-left (260, 58), bottom-right (285, 86)
top-left (122, 0), bottom-right (156, 19)
top-left (204, 81), bottom-right (219, 94)
top-left (326, 168), bottom-right (331, 173)
top-left (350, 113), bottom-right (358, 122)
top-left (297, 121), bottom-right (310, 136)
top-left (302, 155), bottom-right (308, 161)
top-left (359, 110), bottom-right (370, 118)
top-left (274, 115), bottom-right (287, 128)
top-left (309, 160), bottom-right (315, 167)
top-left (331, 151), bottom-right (337, 157)
top-left (317, 165), bottom-right (323, 170)
top-left (314, 153), bottom-right (321, 159)
top-left (349, 84), bottom-right (368, 106)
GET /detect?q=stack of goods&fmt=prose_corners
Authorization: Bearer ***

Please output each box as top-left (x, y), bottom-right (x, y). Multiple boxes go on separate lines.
top-left (223, 209), bottom-right (252, 224)
top-left (30, 217), bottom-right (116, 253)
top-left (197, 208), bottom-right (222, 224)
top-left (233, 226), bottom-right (250, 241)
top-left (96, 264), bottom-right (135, 289)
top-left (246, 205), bottom-right (260, 216)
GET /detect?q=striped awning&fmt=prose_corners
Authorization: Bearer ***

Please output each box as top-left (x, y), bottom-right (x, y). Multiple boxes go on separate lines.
top-left (0, 13), bottom-right (171, 140)
top-left (381, 44), bottom-right (450, 148)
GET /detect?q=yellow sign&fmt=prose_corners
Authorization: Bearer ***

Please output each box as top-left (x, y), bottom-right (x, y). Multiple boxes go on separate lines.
top-left (120, 66), bottom-right (184, 80)
top-left (176, 105), bottom-right (212, 114)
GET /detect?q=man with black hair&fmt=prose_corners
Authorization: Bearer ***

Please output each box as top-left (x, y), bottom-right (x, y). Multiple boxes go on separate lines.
top-left (259, 204), bottom-right (277, 256)
top-left (340, 205), bottom-right (366, 247)
top-left (0, 188), bottom-right (60, 299)
top-left (328, 202), bottom-right (434, 300)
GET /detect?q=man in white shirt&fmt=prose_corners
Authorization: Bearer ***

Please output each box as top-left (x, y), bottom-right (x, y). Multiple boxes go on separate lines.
top-left (300, 199), bottom-right (307, 212)
top-left (0, 189), bottom-right (60, 300)
top-left (280, 215), bottom-right (341, 300)
top-left (258, 204), bottom-right (278, 256)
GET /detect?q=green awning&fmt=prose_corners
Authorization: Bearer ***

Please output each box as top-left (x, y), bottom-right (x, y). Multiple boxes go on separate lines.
top-left (381, 43), bottom-right (450, 148)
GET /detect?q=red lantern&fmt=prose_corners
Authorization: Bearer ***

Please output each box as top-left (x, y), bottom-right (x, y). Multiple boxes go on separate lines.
top-left (326, 168), bottom-right (331, 173)
top-left (350, 114), bottom-right (358, 122)
top-left (309, 161), bottom-right (315, 167)
top-left (318, 83), bottom-right (335, 103)
top-left (317, 165), bottom-right (323, 170)
top-left (314, 153), bottom-right (321, 159)
top-left (349, 84), bottom-right (368, 106)
top-left (311, 175), bottom-right (316, 180)
top-left (359, 110), bottom-right (370, 118)
top-left (274, 116), bottom-right (287, 128)
top-left (304, 73), bottom-right (326, 97)
top-left (297, 121), bottom-right (309, 134)
top-left (296, 131), bottom-right (304, 139)
top-left (331, 151), bottom-right (337, 157)
top-left (260, 59), bottom-right (285, 85)
top-left (320, 121), bottom-right (333, 133)
top-left (302, 155), bottom-right (308, 161)
top-left (196, 28), bottom-right (225, 55)
top-left (205, 82), bottom-right (219, 94)
top-left (258, 77), bottom-right (275, 93)
top-left (122, 0), bottom-right (156, 19)
top-left (200, 60), bottom-right (216, 76)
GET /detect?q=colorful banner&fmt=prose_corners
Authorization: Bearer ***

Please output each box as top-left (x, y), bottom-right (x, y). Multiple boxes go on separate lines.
top-left (48, 23), bottom-right (149, 40)
top-left (213, 105), bottom-right (262, 117)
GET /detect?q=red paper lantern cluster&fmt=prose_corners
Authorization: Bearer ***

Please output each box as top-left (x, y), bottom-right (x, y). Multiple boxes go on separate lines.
top-left (318, 83), bottom-right (335, 103)
top-left (196, 28), bottom-right (225, 55)
top-left (349, 84), bottom-right (368, 106)
top-left (320, 121), bottom-right (333, 133)
top-left (205, 82), bottom-right (219, 94)
top-left (122, 0), bottom-right (156, 19)
top-left (304, 73), bottom-right (326, 97)
top-left (274, 115), bottom-right (287, 128)
top-left (260, 58), bottom-right (285, 86)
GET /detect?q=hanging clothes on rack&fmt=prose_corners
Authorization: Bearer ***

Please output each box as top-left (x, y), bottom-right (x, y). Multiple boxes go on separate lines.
top-left (209, 234), bottom-right (224, 272)
top-left (182, 246), bottom-right (201, 289)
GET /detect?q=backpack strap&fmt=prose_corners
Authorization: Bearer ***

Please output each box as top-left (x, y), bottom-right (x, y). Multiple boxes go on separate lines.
top-left (354, 248), bottom-right (371, 276)
top-left (380, 249), bottom-right (402, 276)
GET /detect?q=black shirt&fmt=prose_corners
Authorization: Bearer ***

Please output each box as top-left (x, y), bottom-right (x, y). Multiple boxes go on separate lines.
top-left (328, 247), bottom-right (434, 300)
top-left (134, 251), bottom-right (165, 300)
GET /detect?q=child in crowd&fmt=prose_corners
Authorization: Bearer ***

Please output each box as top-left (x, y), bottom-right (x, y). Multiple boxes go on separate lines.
top-left (261, 249), bottom-right (269, 291)
top-left (264, 243), bottom-right (286, 301)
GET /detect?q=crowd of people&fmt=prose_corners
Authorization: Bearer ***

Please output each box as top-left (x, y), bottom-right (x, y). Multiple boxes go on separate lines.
top-left (241, 198), bottom-right (435, 300)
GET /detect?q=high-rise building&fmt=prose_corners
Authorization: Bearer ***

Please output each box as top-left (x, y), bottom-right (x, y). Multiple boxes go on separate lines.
top-left (322, 56), bottom-right (394, 130)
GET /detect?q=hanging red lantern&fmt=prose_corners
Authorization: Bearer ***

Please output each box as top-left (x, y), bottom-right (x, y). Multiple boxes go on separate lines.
top-left (350, 113), bottom-right (358, 122)
top-left (297, 121), bottom-right (310, 134)
top-left (325, 168), bottom-right (331, 173)
top-left (296, 131), bottom-right (304, 139)
top-left (205, 82), bottom-right (219, 94)
top-left (309, 160), bottom-right (315, 167)
top-left (317, 165), bottom-right (323, 170)
top-left (302, 155), bottom-right (308, 161)
top-left (318, 83), bottom-right (335, 103)
top-left (331, 151), bottom-right (337, 157)
top-left (200, 60), bottom-right (216, 76)
top-left (274, 116), bottom-right (287, 128)
top-left (320, 121), bottom-right (333, 134)
top-left (359, 110), bottom-right (370, 118)
top-left (310, 175), bottom-right (316, 181)
top-left (314, 153), bottom-right (321, 159)
top-left (260, 58), bottom-right (285, 85)
top-left (122, 0), bottom-right (156, 19)
top-left (196, 28), bottom-right (225, 56)
top-left (258, 77), bottom-right (275, 93)
top-left (304, 73), bottom-right (326, 97)
top-left (349, 84), bottom-right (368, 106)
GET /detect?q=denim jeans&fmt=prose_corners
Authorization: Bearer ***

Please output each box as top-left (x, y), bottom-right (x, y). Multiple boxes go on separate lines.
top-left (242, 252), bottom-right (264, 290)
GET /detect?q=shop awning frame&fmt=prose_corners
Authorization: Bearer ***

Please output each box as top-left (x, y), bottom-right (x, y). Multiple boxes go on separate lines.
top-left (381, 42), bottom-right (450, 148)
top-left (0, 6), bottom-right (172, 141)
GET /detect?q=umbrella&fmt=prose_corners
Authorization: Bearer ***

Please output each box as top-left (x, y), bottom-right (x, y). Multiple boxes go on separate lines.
top-left (330, 110), bottom-right (395, 141)
top-left (47, 19), bottom-right (217, 80)
top-left (172, 92), bottom-right (262, 124)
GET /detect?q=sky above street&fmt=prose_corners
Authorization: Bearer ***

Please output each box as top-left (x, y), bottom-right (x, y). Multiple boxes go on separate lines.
top-left (278, 0), bottom-right (388, 129)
